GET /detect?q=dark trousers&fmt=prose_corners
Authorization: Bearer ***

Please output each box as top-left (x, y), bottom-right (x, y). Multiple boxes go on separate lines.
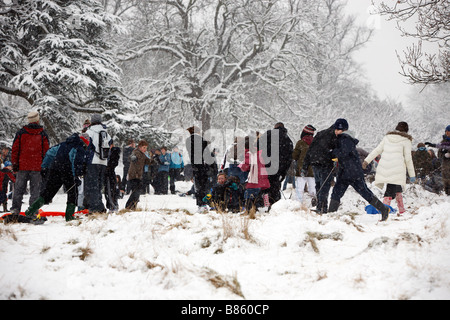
top-left (169, 168), bottom-right (182, 194)
top-left (155, 171), bottom-right (169, 194)
top-left (312, 165), bottom-right (334, 213)
top-left (84, 164), bottom-right (106, 213)
top-left (193, 165), bottom-right (209, 206)
top-left (126, 179), bottom-right (143, 210)
top-left (41, 169), bottom-right (77, 205)
top-left (331, 177), bottom-right (374, 203)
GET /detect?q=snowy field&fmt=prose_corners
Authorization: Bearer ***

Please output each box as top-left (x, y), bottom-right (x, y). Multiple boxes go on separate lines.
top-left (1, 180), bottom-right (449, 301)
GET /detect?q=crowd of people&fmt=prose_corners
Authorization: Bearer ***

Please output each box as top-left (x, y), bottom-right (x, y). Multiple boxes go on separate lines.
top-left (1, 110), bottom-right (449, 224)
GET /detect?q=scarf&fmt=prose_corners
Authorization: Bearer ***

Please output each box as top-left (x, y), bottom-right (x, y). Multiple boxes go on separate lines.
top-left (302, 135), bottom-right (314, 145)
top-left (248, 151), bottom-right (259, 184)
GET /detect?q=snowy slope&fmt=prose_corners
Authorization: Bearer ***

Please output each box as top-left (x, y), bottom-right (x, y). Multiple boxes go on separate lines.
top-left (1, 181), bottom-right (449, 300)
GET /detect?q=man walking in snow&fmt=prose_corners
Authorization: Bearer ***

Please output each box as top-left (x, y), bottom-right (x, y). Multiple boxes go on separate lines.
top-left (301, 119), bottom-right (344, 214)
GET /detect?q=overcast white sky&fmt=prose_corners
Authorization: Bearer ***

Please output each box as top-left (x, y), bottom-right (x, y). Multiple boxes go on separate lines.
top-left (345, 0), bottom-right (439, 105)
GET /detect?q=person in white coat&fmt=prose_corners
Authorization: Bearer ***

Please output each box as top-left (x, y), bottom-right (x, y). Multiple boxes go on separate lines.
top-left (363, 122), bottom-right (416, 215)
top-left (84, 114), bottom-right (112, 213)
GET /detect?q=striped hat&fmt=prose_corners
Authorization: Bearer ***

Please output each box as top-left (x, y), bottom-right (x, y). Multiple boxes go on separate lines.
top-left (302, 125), bottom-right (316, 135)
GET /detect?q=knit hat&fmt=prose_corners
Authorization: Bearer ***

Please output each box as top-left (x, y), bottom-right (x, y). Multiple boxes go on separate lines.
top-left (3, 161), bottom-right (12, 167)
top-left (91, 114), bottom-right (102, 124)
top-left (395, 121), bottom-right (409, 133)
top-left (27, 111), bottom-right (40, 123)
top-left (80, 133), bottom-right (90, 146)
top-left (446, 125), bottom-right (450, 132)
top-left (334, 118), bottom-right (349, 131)
top-left (302, 125), bottom-right (316, 135)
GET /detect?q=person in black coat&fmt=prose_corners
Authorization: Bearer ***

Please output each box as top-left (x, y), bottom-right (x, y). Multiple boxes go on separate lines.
top-left (24, 133), bottom-right (89, 222)
top-left (258, 123), bottom-right (294, 205)
top-left (329, 131), bottom-right (390, 221)
top-left (301, 119), bottom-right (342, 214)
top-left (105, 146), bottom-right (121, 211)
top-left (186, 126), bottom-right (212, 210)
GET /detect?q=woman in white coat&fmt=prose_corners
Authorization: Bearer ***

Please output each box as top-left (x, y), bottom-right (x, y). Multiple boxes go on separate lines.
top-left (363, 122), bottom-right (416, 215)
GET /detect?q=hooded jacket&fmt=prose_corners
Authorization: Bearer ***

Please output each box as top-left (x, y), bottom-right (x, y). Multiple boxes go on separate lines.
top-left (364, 131), bottom-right (416, 190)
top-left (11, 123), bottom-right (50, 171)
top-left (42, 134), bottom-right (87, 177)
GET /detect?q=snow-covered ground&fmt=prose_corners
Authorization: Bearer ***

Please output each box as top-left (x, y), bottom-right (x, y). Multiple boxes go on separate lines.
top-left (1, 180), bottom-right (449, 300)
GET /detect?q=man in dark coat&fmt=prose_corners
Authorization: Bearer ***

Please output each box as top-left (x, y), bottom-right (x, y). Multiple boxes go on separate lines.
top-left (328, 131), bottom-right (390, 221)
top-left (259, 123), bottom-right (294, 205)
top-left (186, 126), bottom-right (211, 211)
top-left (301, 119), bottom-right (342, 214)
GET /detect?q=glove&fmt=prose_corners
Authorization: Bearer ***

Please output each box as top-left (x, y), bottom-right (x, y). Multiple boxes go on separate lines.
top-left (229, 183), bottom-right (238, 191)
top-left (202, 194), bottom-right (212, 203)
top-left (410, 177), bottom-right (416, 184)
top-left (362, 161), bottom-right (369, 170)
top-left (425, 142), bottom-right (436, 148)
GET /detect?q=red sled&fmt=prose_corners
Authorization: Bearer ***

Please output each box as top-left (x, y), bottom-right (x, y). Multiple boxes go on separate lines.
top-left (1, 208), bottom-right (89, 220)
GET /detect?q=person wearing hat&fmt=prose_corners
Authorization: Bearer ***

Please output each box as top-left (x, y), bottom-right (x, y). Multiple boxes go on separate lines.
top-left (84, 113), bottom-right (112, 213)
top-left (22, 133), bottom-right (90, 222)
top-left (363, 121), bottom-right (416, 215)
top-left (293, 125), bottom-right (317, 203)
top-left (425, 125), bottom-right (450, 195)
top-left (10, 111), bottom-right (50, 215)
top-left (301, 119), bottom-right (347, 214)
top-left (412, 143), bottom-right (433, 183)
top-left (328, 129), bottom-right (391, 221)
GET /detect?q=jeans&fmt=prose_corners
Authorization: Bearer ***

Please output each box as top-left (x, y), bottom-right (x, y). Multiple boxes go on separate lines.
top-left (11, 171), bottom-right (41, 214)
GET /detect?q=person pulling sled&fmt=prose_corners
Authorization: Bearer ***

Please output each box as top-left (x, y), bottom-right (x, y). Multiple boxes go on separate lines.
top-left (5, 133), bottom-right (89, 224)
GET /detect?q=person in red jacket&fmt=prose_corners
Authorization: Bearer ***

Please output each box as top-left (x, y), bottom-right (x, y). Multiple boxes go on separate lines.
top-left (10, 111), bottom-right (50, 214)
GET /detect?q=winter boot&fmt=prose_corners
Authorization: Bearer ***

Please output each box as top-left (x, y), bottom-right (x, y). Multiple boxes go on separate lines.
top-left (395, 193), bottom-right (405, 215)
top-left (25, 197), bottom-right (45, 217)
top-left (328, 199), bottom-right (340, 213)
top-left (370, 196), bottom-right (390, 221)
top-left (65, 203), bottom-right (77, 222)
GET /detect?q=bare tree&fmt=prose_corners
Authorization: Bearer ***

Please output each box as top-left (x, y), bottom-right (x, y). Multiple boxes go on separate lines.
top-left (374, 0), bottom-right (450, 85)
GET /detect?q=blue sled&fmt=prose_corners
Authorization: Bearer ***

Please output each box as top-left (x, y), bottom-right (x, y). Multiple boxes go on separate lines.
top-left (365, 204), bottom-right (397, 215)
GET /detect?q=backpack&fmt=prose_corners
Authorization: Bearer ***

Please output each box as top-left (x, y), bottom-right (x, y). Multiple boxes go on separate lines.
top-left (97, 130), bottom-right (110, 160)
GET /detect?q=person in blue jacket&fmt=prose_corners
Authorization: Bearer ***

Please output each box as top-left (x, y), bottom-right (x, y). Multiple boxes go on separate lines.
top-left (169, 146), bottom-right (184, 194)
top-left (23, 133), bottom-right (89, 222)
top-left (328, 128), bottom-right (390, 221)
top-left (156, 146), bottom-right (171, 195)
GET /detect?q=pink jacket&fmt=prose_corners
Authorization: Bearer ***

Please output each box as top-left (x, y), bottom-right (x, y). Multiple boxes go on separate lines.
top-left (239, 149), bottom-right (270, 190)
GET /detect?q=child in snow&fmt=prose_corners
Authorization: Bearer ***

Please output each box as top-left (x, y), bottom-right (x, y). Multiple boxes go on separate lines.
top-left (125, 140), bottom-right (154, 210)
top-left (204, 173), bottom-right (244, 213)
top-left (328, 128), bottom-right (390, 221)
top-left (239, 136), bottom-right (270, 212)
top-left (23, 133), bottom-right (89, 222)
top-left (292, 125), bottom-right (317, 204)
top-left (0, 161), bottom-right (16, 212)
top-left (363, 122), bottom-right (416, 216)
